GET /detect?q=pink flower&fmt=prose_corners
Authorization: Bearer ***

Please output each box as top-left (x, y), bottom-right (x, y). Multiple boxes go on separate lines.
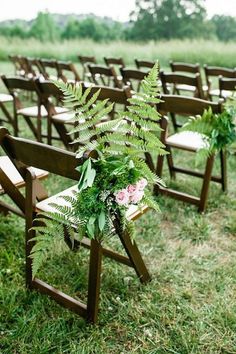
top-left (115, 189), bottom-right (130, 206)
top-left (127, 184), bottom-right (138, 195)
top-left (129, 190), bottom-right (144, 204)
top-left (137, 178), bottom-right (148, 191)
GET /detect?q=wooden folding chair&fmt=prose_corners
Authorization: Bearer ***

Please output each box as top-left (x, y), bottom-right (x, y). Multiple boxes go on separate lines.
top-left (78, 55), bottom-right (97, 81)
top-left (120, 68), bottom-right (147, 92)
top-left (1, 76), bottom-right (44, 140)
top-left (26, 57), bottom-right (44, 79)
top-left (88, 65), bottom-right (123, 88)
top-left (9, 55), bottom-right (25, 77)
top-left (204, 65), bottom-right (236, 100)
top-left (56, 61), bottom-right (81, 83)
top-left (155, 94), bottom-right (226, 213)
top-left (160, 72), bottom-right (205, 130)
top-left (38, 59), bottom-right (58, 80)
top-left (0, 155), bottom-right (48, 217)
top-left (0, 127), bottom-right (151, 323)
top-left (169, 61), bottom-right (208, 97)
top-left (134, 59), bottom-right (155, 71)
top-left (0, 85), bottom-right (14, 129)
top-left (104, 57), bottom-right (125, 68)
top-left (219, 77), bottom-right (236, 99)
top-left (35, 80), bottom-right (72, 148)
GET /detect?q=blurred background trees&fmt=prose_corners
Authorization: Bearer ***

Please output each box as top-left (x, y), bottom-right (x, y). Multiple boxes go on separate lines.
top-left (0, 1), bottom-right (236, 42)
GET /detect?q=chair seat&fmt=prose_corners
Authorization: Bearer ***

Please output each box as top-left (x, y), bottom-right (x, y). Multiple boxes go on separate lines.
top-left (0, 156), bottom-right (48, 193)
top-left (17, 106), bottom-right (68, 118)
top-left (52, 111), bottom-right (75, 124)
top-left (166, 131), bottom-right (209, 151)
top-left (17, 105), bottom-right (48, 117)
top-left (210, 89), bottom-right (233, 98)
top-left (0, 93), bottom-right (13, 103)
top-left (176, 84), bottom-right (208, 92)
top-left (36, 185), bottom-right (148, 221)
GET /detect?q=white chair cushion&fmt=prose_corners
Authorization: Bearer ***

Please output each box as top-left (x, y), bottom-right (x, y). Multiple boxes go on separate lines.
top-left (166, 131), bottom-right (209, 151)
top-left (36, 185), bottom-right (148, 221)
top-left (0, 156), bottom-right (48, 193)
top-left (0, 93), bottom-right (13, 103)
top-left (17, 105), bottom-right (48, 117)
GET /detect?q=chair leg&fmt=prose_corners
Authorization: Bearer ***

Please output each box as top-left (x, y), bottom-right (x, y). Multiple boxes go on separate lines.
top-left (220, 149), bottom-right (227, 192)
top-left (87, 239), bottom-right (103, 323)
top-left (198, 155), bottom-right (215, 213)
top-left (166, 146), bottom-right (176, 179)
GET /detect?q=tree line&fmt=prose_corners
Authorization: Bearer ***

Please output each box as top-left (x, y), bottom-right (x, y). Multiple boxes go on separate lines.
top-left (1, 0), bottom-right (236, 42)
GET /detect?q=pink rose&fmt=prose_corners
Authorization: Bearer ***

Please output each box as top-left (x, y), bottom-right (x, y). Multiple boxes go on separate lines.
top-left (127, 184), bottom-right (138, 195)
top-left (115, 189), bottom-right (130, 206)
top-left (129, 190), bottom-right (144, 204)
top-left (137, 178), bottom-right (148, 191)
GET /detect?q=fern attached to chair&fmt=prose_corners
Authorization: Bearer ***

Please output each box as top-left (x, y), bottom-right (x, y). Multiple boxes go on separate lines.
top-left (30, 63), bottom-right (167, 276)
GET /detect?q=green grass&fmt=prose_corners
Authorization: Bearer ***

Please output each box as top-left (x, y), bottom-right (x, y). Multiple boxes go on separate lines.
top-left (1, 36), bottom-right (236, 68)
top-left (0, 62), bottom-right (236, 353)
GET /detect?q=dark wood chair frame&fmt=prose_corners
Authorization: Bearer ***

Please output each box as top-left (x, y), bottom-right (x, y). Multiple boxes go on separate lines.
top-left (219, 76), bottom-right (236, 99)
top-left (160, 71), bottom-right (205, 131)
top-left (38, 59), bottom-right (58, 80)
top-left (56, 61), bottom-right (81, 83)
top-left (120, 68), bottom-right (147, 92)
top-left (104, 57), bottom-right (125, 68)
top-left (155, 94), bottom-right (227, 213)
top-left (78, 55), bottom-right (97, 81)
top-left (134, 59), bottom-right (155, 70)
top-left (204, 65), bottom-right (236, 100)
top-left (0, 127), bottom-right (151, 323)
top-left (88, 64), bottom-right (123, 89)
top-left (1, 76), bottom-right (44, 140)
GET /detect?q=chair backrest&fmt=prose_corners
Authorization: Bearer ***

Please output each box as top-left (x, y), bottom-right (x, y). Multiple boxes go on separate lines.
top-left (0, 127), bottom-right (83, 181)
top-left (134, 59), bottom-right (155, 70)
top-left (78, 55), bottom-right (97, 81)
top-left (120, 68), bottom-right (147, 91)
top-left (170, 61), bottom-right (201, 74)
top-left (8, 55), bottom-right (25, 76)
top-left (26, 58), bottom-right (44, 78)
top-left (160, 71), bottom-right (205, 99)
top-left (38, 59), bottom-right (58, 80)
top-left (88, 65), bottom-right (122, 88)
top-left (104, 57), bottom-right (125, 68)
top-left (36, 80), bottom-right (65, 115)
top-left (56, 61), bottom-right (81, 83)
top-left (204, 65), bottom-right (236, 87)
top-left (219, 77), bottom-right (236, 98)
top-left (157, 94), bottom-right (222, 118)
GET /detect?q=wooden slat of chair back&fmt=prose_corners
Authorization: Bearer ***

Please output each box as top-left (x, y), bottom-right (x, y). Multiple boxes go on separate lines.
top-left (0, 127), bottom-right (81, 179)
top-left (158, 94), bottom-right (222, 117)
top-left (88, 65), bottom-right (121, 88)
top-left (38, 59), bottom-right (58, 80)
top-left (135, 59), bottom-right (155, 70)
top-left (88, 85), bottom-right (132, 105)
top-left (170, 61), bottom-right (201, 74)
top-left (219, 77), bottom-right (236, 94)
top-left (56, 61), bottom-right (81, 83)
top-left (160, 72), bottom-right (205, 99)
top-left (120, 68), bottom-right (147, 91)
top-left (104, 57), bottom-right (125, 68)
top-left (1, 75), bottom-right (38, 93)
top-left (204, 65), bottom-right (236, 78)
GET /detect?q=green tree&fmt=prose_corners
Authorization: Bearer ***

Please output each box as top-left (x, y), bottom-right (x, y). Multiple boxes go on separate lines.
top-left (211, 15), bottom-right (236, 41)
top-left (30, 12), bottom-right (60, 42)
top-left (127, 0), bottom-right (208, 40)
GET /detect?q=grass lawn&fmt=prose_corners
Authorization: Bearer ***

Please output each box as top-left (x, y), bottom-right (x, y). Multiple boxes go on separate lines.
top-left (0, 61), bottom-right (236, 353)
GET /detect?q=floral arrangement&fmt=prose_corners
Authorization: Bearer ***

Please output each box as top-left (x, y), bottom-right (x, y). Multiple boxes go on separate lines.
top-left (30, 63), bottom-right (167, 276)
top-left (182, 97), bottom-right (236, 157)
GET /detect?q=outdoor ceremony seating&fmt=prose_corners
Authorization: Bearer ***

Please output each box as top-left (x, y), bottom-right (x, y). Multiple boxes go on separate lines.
top-left (219, 77), bottom-right (236, 99)
top-left (88, 64), bottom-right (123, 88)
top-left (0, 126), bottom-right (151, 323)
top-left (78, 55), bottom-right (97, 81)
top-left (38, 58), bottom-right (58, 80)
top-left (56, 61), bottom-right (82, 83)
top-left (169, 61), bottom-right (208, 97)
top-left (134, 59), bottom-right (155, 71)
top-left (120, 68), bottom-right (147, 91)
top-left (160, 72), bottom-right (205, 130)
top-left (204, 65), bottom-right (236, 100)
top-left (104, 56), bottom-right (125, 68)
top-left (0, 155), bottom-right (48, 217)
top-left (156, 94), bottom-right (226, 212)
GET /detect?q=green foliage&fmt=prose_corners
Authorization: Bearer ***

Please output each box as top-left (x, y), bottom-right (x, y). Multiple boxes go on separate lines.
top-left (182, 99), bottom-right (236, 156)
top-left (30, 63), bottom-right (167, 276)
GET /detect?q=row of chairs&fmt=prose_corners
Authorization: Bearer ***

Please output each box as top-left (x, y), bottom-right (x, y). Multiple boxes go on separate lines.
top-left (9, 55), bottom-right (236, 103)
